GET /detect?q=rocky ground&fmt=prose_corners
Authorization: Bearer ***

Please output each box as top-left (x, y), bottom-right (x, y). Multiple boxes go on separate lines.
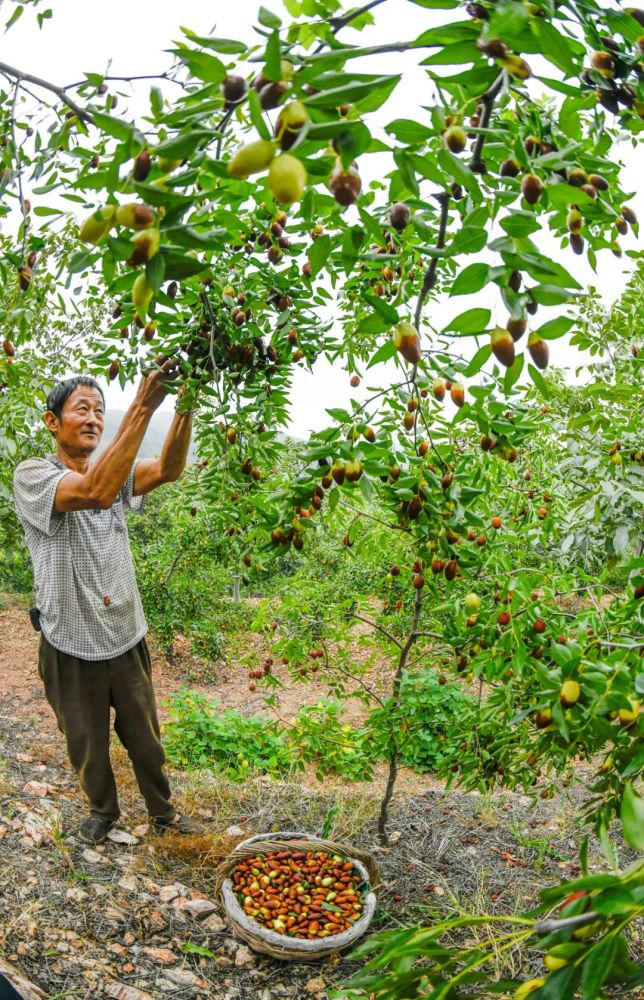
top-left (0, 598), bottom-right (641, 999)
top-left (2, 708), bottom-right (640, 1000)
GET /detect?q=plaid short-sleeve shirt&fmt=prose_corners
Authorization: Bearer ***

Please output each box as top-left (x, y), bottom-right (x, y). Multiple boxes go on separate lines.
top-left (13, 455), bottom-right (148, 661)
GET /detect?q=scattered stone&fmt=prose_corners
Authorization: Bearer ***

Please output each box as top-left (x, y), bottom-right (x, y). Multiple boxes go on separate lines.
top-left (132, 823), bottom-right (149, 837)
top-left (16, 752), bottom-right (35, 763)
top-left (108, 828), bottom-right (139, 845)
top-left (234, 944), bottom-right (255, 968)
top-left (22, 781), bottom-right (55, 797)
top-left (305, 977), bottom-right (326, 994)
top-left (215, 956), bottom-right (233, 969)
top-left (145, 911), bottom-right (168, 931)
top-left (388, 831), bottom-right (402, 843)
top-left (66, 887), bottom-right (89, 903)
top-left (104, 983), bottom-right (155, 1000)
top-left (138, 946), bottom-right (179, 965)
top-left (158, 885), bottom-right (180, 903)
top-left (225, 825), bottom-right (244, 837)
top-left (202, 912), bottom-right (226, 933)
top-left (163, 968), bottom-right (210, 989)
top-left (184, 898), bottom-right (218, 919)
top-left (90, 883), bottom-right (109, 897)
top-left (22, 812), bottom-right (47, 846)
top-left (117, 876), bottom-right (138, 892)
top-left (82, 848), bottom-right (108, 865)
top-left (107, 944), bottom-right (128, 956)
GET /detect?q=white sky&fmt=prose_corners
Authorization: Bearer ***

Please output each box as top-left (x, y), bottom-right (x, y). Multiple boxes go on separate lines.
top-left (5, 0), bottom-right (642, 434)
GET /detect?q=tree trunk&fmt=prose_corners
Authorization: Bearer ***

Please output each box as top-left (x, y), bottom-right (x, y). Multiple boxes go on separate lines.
top-left (164, 641), bottom-right (174, 663)
top-left (377, 748), bottom-right (399, 845)
top-left (232, 574), bottom-right (241, 602)
top-left (377, 587), bottom-right (424, 845)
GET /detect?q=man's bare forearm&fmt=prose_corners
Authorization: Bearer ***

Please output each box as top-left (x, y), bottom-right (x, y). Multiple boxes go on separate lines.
top-left (87, 400), bottom-right (154, 505)
top-left (158, 411), bottom-right (193, 481)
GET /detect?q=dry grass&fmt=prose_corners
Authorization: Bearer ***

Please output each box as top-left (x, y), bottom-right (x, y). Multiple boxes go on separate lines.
top-left (0, 755), bottom-right (14, 796)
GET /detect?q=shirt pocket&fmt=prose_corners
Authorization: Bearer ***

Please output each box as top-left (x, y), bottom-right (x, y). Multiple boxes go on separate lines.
top-left (111, 498), bottom-right (128, 534)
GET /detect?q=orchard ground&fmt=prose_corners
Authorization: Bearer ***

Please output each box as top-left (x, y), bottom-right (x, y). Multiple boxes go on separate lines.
top-left (0, 592), bottom-right (640, 1000)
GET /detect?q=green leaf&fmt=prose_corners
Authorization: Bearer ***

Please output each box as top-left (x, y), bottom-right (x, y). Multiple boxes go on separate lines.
top-left (160, 250), bottom-right (211, 280)
top-left (597, 818), bottom-right (619, 871)
top-left (534, 966), bottom-right (578, 1000)
top-left (175, 49), bottom-right (227, 84)
top-left (503, 351), bottom-right (524, 392)
top-left (580, 935), bottom-right (617, 1000)
top-left (306, 76), bottom-right (400, 110)
top-left (443, 308), bottom-right (490, 334)
top-left (150, 86), bottom-right (163, 119)
top-left (247, 88), bottom-right (271, 141)
top-left (367, 339), bottom-right (397, 368)
top-left (448, 227), bottom-right (488, 256)
top-left (621, 782), bottom-right (644, 852)
top-left (258, 5), bottom-right (282, 28)
top-left (546, 183), bottom-right (597, 209)
top-left (533, 20), bottom-right (583, 77)
top-left (450, 262), bottom-right (491, 295)
top-left (530, 284), bottom-right (575, 305)
top-left (308, 234), bottom-right (331, 277)
top-left (146, 253), bottom-right (166, 291)
top-left (180, 28), bottom-right (247, 54)
top-left (528, 364), bottom-right (550, 397)
top-left (437, 148), bottom-right (479, 195)
top-left (5, 4), bottom-right (24, 30)
top-left (33, 206), bottom-right (63, 217)
top-left (422, 40), bottom-right (480, 65)
top-left (182, 941), bottom-right (216, 958)
top-left (363, 293), bottom-right (398, 324)
top-left (559, 94), bottom-right (597, 141)
top-left (264, 31), bottom-right (282, 82)
top-left (536, 316), bottom-right (574, 340)
top-left (386, 119), bottom-right (434, 144)
top-left (92, 112), bottom-right (140, 143)
top-left (500, 212), bottom-right (540, 238)
top-left (409, 0), bottom-right (458, 6)
top-left (463, 344), bottom-right (491, 376)
top-left (68, 251), bottom-right (95, 274)
top-left (154, 129), bottom-right (211, 159)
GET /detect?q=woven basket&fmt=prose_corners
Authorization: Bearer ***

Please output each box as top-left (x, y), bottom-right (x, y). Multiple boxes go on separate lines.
top-left (216, 830), bottom-right (379, 960)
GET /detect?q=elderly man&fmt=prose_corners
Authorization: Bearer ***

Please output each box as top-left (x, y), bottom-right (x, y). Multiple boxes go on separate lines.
top-left (13, 365), bottom-right (203, 845)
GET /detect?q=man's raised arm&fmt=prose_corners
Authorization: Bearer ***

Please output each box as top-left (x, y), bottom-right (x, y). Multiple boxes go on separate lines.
top-left (54, 363), bottom-right (176, 512)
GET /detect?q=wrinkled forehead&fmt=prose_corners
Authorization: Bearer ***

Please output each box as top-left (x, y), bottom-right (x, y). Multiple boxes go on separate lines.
top-left (63, 386), bottom-right (105, 411)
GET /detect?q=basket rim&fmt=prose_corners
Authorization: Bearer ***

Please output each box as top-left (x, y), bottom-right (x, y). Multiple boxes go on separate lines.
top-left (220, 830), bottom-right (377, 953)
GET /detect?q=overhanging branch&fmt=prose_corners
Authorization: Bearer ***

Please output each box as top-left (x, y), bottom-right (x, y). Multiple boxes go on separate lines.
top-left (0, 59), bottom-right (93, 123)
top-left (414, 192), bottom-right (450, 329)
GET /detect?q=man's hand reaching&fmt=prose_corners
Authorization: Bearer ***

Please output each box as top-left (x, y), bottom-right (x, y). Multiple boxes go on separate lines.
top-left (135, 356), bottom-right (180, 414)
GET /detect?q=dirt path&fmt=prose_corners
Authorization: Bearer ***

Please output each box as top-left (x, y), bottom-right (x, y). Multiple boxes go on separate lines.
top-left (0, 599), bottom-right (441, 797)
top-left (0, 603), bottom-right (383, 734)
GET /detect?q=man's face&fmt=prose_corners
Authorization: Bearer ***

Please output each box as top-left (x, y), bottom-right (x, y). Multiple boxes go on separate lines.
top-left (45, 386), bottom-right (105, 455)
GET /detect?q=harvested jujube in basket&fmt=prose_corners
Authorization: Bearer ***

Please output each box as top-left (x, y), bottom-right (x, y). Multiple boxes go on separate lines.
top-left (232, 848), bottom-right (365, 938)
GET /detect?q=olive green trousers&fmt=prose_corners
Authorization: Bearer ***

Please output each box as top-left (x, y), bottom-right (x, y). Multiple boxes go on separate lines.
top-left (38, 634), bottom-right (174, 822)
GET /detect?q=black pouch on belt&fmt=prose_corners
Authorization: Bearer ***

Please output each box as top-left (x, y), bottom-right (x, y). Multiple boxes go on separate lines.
top-left (29, 607), bottom-right (41, 632)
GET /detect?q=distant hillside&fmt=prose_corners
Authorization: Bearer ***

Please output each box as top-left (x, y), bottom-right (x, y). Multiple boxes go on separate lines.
top-left (96, 410), bottom-right (197, 461)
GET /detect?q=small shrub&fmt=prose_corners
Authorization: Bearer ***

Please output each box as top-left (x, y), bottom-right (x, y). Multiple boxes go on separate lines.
top-left (188, 620), bottom-right (227, 662)
top-left (398, 670), bottom-right (473, 772)
top-left (290, 700), bottom-right (375, 781)
top-left (162, 689), bottom-right (295, 780)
